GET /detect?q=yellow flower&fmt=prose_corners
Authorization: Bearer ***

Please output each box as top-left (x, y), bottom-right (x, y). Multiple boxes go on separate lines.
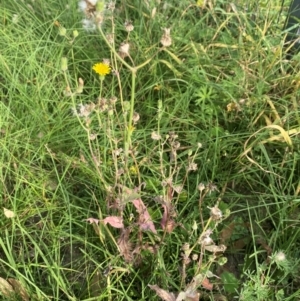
top-left (129, 166), bottom-right (138, 175)
top-left (92, 62), bottom-right (111, 76)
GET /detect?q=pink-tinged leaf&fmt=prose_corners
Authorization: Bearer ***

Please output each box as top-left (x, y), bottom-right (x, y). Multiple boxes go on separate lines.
top-left (148, 284), bottom-right (176, 301)
top-left (102, 216), bottom-right (124, 229)
top-left (131, 198), bottom-right (146, 214)
top-left (201, 277), bottom-right (213, 291)
top-left (118, 228), bottom-right (133, 262)
top-left (132, 199), bottom-right (157, 234)
top-left (160, 204), bottom-right (168, 229)
top-left (86, 218), bottom-right (100, 225)
top-left (160, 204), bottom-right (176, 233)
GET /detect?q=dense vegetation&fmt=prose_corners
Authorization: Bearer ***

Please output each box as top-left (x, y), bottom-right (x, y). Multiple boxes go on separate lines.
top-left (0, 0), bottom-right (300, 300)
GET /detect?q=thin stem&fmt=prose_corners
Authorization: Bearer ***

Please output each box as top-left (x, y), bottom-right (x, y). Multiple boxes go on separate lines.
top-left (97, 25), bottom-right (133, 72)
top-left (124, 70), bottom-right (137, 158)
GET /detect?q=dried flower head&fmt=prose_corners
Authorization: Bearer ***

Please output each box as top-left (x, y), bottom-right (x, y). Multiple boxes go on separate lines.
top-left (151, 131), bottom-right (161, 140)
top-left (109, 96), bottom-right (118, 105)
top-left (79, 0), bottom-right (97, 17)
top-left (106, 33), bottom-right (114, 44)
top-left (119, 42), bottom-right (130, 58)
top-left (168, 131), bottom-right (178, 140)
top-left (124, 20), bottom-right (134, 32)
top-left (207, 182), bottom-right (219, 194)
top-left (97, 97), bottom-right (108, 112)
top-left (133, 112), bottom-right (140, 124)
top-left (107, 1), bottom-right (116, 11)
top-left (172, 141), bottom-right (180, 150)
top-left (172, 185), bottom-right (183, 194)
top-left (76, 77), bottom-right (84, 94)
top-left (94, 11), bottom-right (105, 26)
top-left (188, 162), bottom-right (198, 171)
top-left (82, 18), bottom-right (96, 31)
top-left (200, 229), bottom-right (214, 246)
top-left (209, 205), bottom-right (222, 221)
top-left (275, 251), bottom-right (286, 262)
top-left (192, 254), bottom-right (198, 261)
top-left (102, 58), bottom-right (110, 66)
top-left (73, 103), bottom-right (95, 118)
top-left (198, 182), bottom-right (205, 192)
top-left (113, 148), bottom-right (123, 156)
top-left (181, 243), bottom-right (190, 252)
top-left (201, 236), bottom-right (213, 246)
top-left (161, 177), bottom-right (173, 187)
top-left (160, 28), bottom-right (172, 47)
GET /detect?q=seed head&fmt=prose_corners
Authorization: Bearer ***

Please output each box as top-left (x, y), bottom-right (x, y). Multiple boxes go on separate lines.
top-left (124, 20), bottom-right (134, 32)
top-left (151, 131), bottom-right (161, 140)
top-left (133, 112), bottom-right (140, 124)
top-left (119, 42), bottom-right (130, 58)
top-left (188, 162), bottom-right (198, 171)
top-left (160, 28), bottom-right (172, 47)
top-left (275, 251), bottom-right (286, 263)
top-left (209, 205), bottom-right (222, 221)
top-left (198, 183), bottom-right (205, 192)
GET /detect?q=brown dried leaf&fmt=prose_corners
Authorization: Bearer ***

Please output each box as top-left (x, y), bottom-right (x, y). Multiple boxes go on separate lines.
top-left (102, 216), bottom-right (124, 229)
top-left (201, 277), bottom-right (213, 291)
top-left (185, 273), bottom-right (204, 295)
top-left (117, 228), bottom-right (133, 262)
top-left (148, 284), bottom-right (176, 301)
top-left (0, 277), bottom-right (14, 298)
top-left (132, 199), bottom-right (157, 234)
top-left (86, 217), bottom-right (100, 225)
top-left (160, 203), bottom-right (176, 233)
top-left (160, 204), bottom-right (168, 230)
top-left (219, 223), bottom-right (235, 244)
top-left (119, 185), bottom-right (141, 204)
top-left (204, 244), bottom-right (227, 253)
top-left (8, 278), bottom-right (29, 301)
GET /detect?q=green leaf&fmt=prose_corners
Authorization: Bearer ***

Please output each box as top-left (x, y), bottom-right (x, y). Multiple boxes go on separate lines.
top-left (221, 271), bottom-right (239, 294)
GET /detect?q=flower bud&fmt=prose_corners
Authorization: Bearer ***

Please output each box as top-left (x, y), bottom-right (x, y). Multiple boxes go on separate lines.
top-left (61, 57), bottom-right (68, 72)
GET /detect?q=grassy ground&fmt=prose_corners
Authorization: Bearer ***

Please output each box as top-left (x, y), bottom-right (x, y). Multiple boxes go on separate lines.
top-left (0, 0), bottom-right (300, 300)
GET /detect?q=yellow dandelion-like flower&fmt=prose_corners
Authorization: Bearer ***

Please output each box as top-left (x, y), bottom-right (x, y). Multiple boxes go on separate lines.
top-left (92, 62), bottom-right (111, 76)
top-left (129, 165), bottom-right (138, 175)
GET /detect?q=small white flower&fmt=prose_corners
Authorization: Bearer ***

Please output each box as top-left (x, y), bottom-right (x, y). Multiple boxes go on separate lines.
top-left (198, 183), bottom-right (205, 192)
top-left (188, 162), bottom-right (198, 171)
top-left (124, 20), bottom-right (134, 32)
top-left (275, 251), bottom-right (286, 262)
top-left (107, 1), bottom-right (116, 11)
top-left (151, 131), bottom-right (161, 140)
top-left (209, 205), bottom-right (223, 220)
top-left (87, 0), bottom-right (98, 5)
top-left (82, 18), bottom-right (96, 31)
top-left (78, 0), bottom-right (88, 11)
top-left (160, 28), bottom-right (172, 47)
top-left (119, 42), bottom-right (130, 57)
top-left (201, 236), bottom-right (213, 246)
